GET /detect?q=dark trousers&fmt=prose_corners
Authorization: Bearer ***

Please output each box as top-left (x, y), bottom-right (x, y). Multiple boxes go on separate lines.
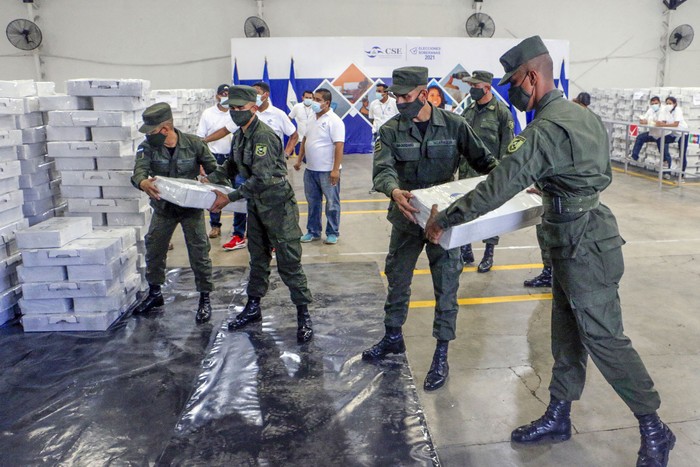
top-left (630, 132), bottom-right (658, 161)
top-left (548, 241), bottom-right (660, 415)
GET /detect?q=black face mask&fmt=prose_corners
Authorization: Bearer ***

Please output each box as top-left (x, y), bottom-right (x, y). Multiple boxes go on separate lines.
top-left (229, 109), bottom-right (254, 127)
top-left (145, 132), bottom-right (166, 147)
top-left (469, 87), bottom-right (486, 101)
top-left (508, 74), bottom-right (532, 112)
top-left (397, 95), bottom-right (425, 120)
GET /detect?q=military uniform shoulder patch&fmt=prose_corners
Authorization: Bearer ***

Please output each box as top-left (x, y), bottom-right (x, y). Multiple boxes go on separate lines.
top-left (507, 135), bottom-right (526, 154)
top-left (255, 143), bottom-right (268, 157)
top-left (374, 139), bottom-right (382, 154)
top-left (508, 121), bottom-right (515, 130)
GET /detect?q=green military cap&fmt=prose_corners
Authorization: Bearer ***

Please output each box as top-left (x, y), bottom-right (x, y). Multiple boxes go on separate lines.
top-left (222, 85), bottom-right (258, 107)
top-left (139, 102), bottom-right (173, 133)
top-left (498, 35), bottom-right (550, 86)
top-left (464, 70), bottom-right (494, 85)
top-left (388, 66), bottom-right (429, 95)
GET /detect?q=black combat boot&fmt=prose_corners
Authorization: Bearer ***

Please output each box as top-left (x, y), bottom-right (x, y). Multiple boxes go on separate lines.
top-left (511, 396), bottom-right (572, 443)
top-left (461, 243), bottom-right (474, 264)
top-left (228, 296), bottom-right (262, 330)
top-left (133, 284), bottom-right (164, 314)
top-left (524, 266), bottom-right (552, 288)
top-left (362, 326), bottom-right (406, 360)
top-left (635, 413), bottom-right (675, 467)
top-left (296, 304), bottom-right (313, 343)
top-left (195, 292), bottom-right (211, 324)
top-left (424, 340), bottom-right (449, 391)
top-left (477, 243), bottom-right (495, 273)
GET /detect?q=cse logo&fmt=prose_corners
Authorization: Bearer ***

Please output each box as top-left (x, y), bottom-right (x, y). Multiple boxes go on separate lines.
top-left (365, 46), bottom-right (403, 58)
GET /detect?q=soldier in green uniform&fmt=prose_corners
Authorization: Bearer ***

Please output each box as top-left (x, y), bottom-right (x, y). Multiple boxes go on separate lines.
top-left (363, 66), bottom-right (497, 391)
top-left (459, 70), bottom-right (515, 272)
top-left (209, 85), bottom-right (313, 343)
top-left (425, 36), bottom-right (674, 467)
top-left (131, 102), bottom-right (229, 323)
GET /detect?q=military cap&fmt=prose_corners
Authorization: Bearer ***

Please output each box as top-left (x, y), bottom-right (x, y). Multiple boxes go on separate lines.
top-left (216, 84), bottom-right (230, 95)
top-left (498, 36), bottom-right (550, 86)
top-left (139, 102), bottom-right (173, 133)
top-left (464, 70), bottom-right (494, 85)
top-left (222, 85), bottom-right (258, 107)
top-left (388, 66), bottom-right (429, 95)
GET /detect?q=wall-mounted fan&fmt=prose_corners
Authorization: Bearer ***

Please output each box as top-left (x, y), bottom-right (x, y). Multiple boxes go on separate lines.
top-left (669, 24), bottom-right (694, 51)
top-left (244, 16), bottom-right (270, 38)
top-left (6, 18), bottom-right (42, 51)
top-left (466, 13), bottom-right (495, 38)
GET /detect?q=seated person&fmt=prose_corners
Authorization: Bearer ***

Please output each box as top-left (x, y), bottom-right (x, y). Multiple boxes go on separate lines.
top-left (656, 96), bottom-right (689, 171)
top-left (630, 96), bottom-right (668, 161)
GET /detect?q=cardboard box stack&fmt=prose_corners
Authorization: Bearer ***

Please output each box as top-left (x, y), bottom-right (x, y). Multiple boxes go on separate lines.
top-left (17, 217), bottom-right (141, 332)
top-left (0, 80), bottom-right (37, 324)
top-left (150, 88), bottom-right (214, 134)
top-left (47, 79), bottom-right (152, 290)
top-left (591, 87), bottom-right (700, 176)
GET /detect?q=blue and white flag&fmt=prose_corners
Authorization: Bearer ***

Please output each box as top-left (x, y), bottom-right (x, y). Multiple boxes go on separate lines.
top-left (287, 58), bottom-right (299, 112)
top-left (232, 58), bottom-right (240, 85)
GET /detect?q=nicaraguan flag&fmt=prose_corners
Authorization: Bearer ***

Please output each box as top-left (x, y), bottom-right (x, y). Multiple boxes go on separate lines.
top-left (287, 58), bottom-right (298, 112)
top-left (262, 58), bottom-right (270, 84)
top-left (557, 59), bottom-right (568, 98)
top-left (232, 58), bottom-right (240, 85)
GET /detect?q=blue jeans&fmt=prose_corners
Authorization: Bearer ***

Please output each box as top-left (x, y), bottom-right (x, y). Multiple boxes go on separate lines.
top-left (303, 169), bottom-right (340, 237)
top-left (209, 154), bottom-right (247, 236)
top-left (631, 132), bottom-right (658, 161)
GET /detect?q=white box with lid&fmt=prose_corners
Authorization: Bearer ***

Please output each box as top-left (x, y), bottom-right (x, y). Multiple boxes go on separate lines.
top-left (0, 80), bottom-right (36, 98)
top-left (66, 79), bottom-right (150, 97)
top-left (19, 297), bottom-right (73, 314)
top-left (16, 217), bottom-right (92, 249)
top-left (21, 237), bottom-right (121, 267)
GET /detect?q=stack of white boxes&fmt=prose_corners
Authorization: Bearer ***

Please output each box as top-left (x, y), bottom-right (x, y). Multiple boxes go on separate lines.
top-left (47, 79), bottom-right (152, 289)
top-left (150, 88), bottom-right (214, 134)
top-left (591, 87), bottom-right (700, 176)
top-left (17, 217), bottom-right (141, 332)
top-left (0, 80), bottom-right (35, 324)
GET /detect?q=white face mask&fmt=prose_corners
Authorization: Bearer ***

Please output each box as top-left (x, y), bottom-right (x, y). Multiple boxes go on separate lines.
top-left (303, 98), bottom-right (313, 106)
top-left (650, 104), bottom-right (660, 112)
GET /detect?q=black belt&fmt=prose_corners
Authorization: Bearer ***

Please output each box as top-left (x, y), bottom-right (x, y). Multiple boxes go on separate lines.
top-left (542, 193), bottom-right (599, 215)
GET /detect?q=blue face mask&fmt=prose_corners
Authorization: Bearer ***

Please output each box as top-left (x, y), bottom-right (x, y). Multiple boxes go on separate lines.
top-left (375, 92), bottom-right (385, 100)
top-left (256, 95), bottom-right (263, 107)
top-left (311, 101), bottom-right (322, 113)
top-left (303, 98), bottom-right (313, 106)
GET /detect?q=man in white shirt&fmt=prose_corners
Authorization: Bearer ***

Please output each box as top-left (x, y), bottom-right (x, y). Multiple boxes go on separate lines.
top-left (253, 81), bottom-right (299, 157)
top-left (657, 96), bottom-right (689, 173)
top-left (196, 84), bottom-right (242, 242)
top-left (288, 90), bottom-right (316, 143)
top-left (293, 88), bottom-right (345, 245)
top-left (368, 83), bottom-right (399, 137)
top-left (630, 96), bottom-right (670, 162)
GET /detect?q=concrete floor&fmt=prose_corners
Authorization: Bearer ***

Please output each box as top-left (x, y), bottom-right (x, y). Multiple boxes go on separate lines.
top-left (167, 154), bottom-right (700, 466)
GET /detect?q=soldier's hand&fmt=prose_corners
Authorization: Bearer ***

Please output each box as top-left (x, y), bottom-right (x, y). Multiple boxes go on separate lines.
top-left (526, 187), bottom-right (542, 196)
top-left (330, 169), bottom-right (340, 186)
top-left (210, 189), bottom-right (230, 213)
top-left (391, 188), bottom-right (419, 223)
top-left (139, 177), bottom-right (160, 200)
top-left (424, 204), bottom-right (444, 244)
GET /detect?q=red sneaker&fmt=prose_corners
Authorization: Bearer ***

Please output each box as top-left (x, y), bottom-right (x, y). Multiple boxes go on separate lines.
top-left (223, 235), bottom-right (247, 251)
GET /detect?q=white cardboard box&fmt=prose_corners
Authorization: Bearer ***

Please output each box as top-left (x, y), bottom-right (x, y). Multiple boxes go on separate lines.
top-left (23, 197), bottom-right (55, 217)
top-left (22, 277), bottom-right (119, 299)
top-left (16, 216), bottom-right (93, 249)
top-left (67, 246), bottom-right (137, 281)
top-left (15, 142), bottom-right (47, 160)
top-left (73, 272), bottom-right (140, 312)
top-left (410, 177), bottom-right (544, 250)
top-left (48, 140), bottom-right (133, 158)
top-left (14, 112), bottom-right (44, 129)
top-left (21, 309), bottom-right (124, 332)
top-left (22, 181), bottom-right (60, 201)
top-left (0, 80), bottom-right (36, 98)
top-left (0, 190), bottom-right (24, 213)
top-left (21, 126), bottom-right (46, 144)
top-left (54, 157), bottom-right (97, 171)
top-left (154, 176), bottom-right (246, 213)
top-left (35, 81), bottom-right (55, 96)
top-left (67, 197), bottom-right (148, 213)
top-left (61, 185), bottom-right (102, 198)
top-left (0, 218), bottom-right (28, 245)
top-left (47, 110), bottom-right (138, 127)
top-left (101, 186), bottom-right (140, 198)
top-left (46, 125), bottom-right (91, 141)
top-left (91, 126), bottom-right (140, 141)
top-left (0, 96), bottom-right (39, 115)
top-left (0, 129), bottom-right (22, 147)
top-left (66, 79), bottom-right (150, 97)
top-left (60, 170), bottom-right (132, 187)
top-left (0, 206), bottom-right (24, 226)
top-left (106, 206), bottom-right (152, 226)
top-left (85, 227), bottom-right (136, 249)
top-left (39, 95), bottom-right (92, 111)
top-left (0, 177), bottom-right (19, 195)
top-left (92, 96), bottom-right (148, 111)
top-left (19, 297), bottom-right (73, 314)
top-left (0, 160), bottom-right (21, 179)
top-left (21, 237), bottom-right (121, 267)
top-left (17, 264), bottom-right (68, 283)
top-left (19, 156), bottom-right (48, 174)
top-left (64, 211), bottom-right (107, 226)
top-left (96, 155), bottom-right (136, 170)
top-left (19, 169), bottom-right (51, 189)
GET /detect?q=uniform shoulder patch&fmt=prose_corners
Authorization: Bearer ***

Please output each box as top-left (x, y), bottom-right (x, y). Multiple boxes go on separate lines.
top-left (507, 135), bottom-right (526, 154)
top-left (508, 120), bottom-right (515, 130)
top-left (255, 143), bottom-right (268, 157)
top-left (374, 139), bottom-right (382, 154)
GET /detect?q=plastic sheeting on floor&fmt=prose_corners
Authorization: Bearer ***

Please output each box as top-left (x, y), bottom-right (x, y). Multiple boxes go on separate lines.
top-left (0, 263), bottom-right (438, 466)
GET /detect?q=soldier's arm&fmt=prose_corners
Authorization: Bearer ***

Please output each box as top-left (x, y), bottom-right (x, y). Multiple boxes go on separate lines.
top-left (229, 132), bottom-right (283, 202)
top-left (197, 139), bottom-right (232, 188)
top-left (131, 144), bottom-right (152, 189)
top-left (372, 126), bottom-right (400, 197)
top-left (498, 106), bottom-right (516, 159)
top-left (460, 120), bottom-right (498, 174)
top-left (435, 126), bottom-right (555, 229)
